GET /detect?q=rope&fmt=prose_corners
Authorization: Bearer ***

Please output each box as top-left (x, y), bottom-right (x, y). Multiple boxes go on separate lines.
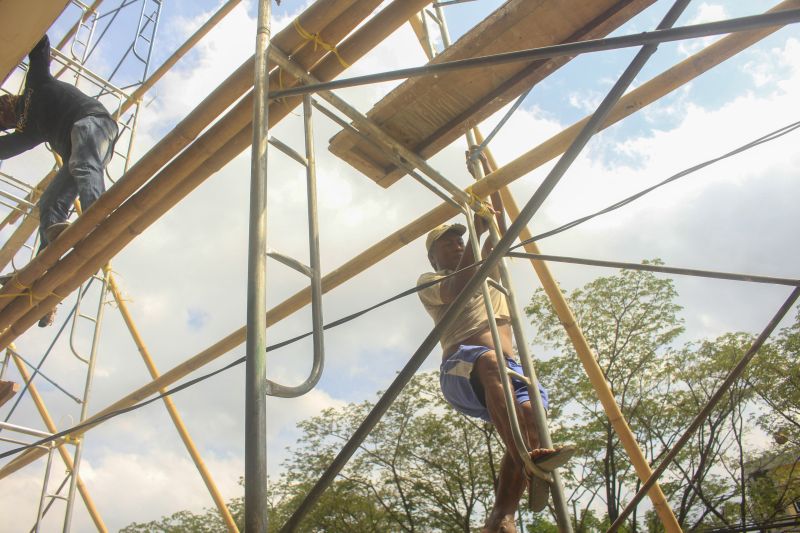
top-left (465, 185), bottom-right (494, 219)
top-left (292, 19), bottom-right (350, 69)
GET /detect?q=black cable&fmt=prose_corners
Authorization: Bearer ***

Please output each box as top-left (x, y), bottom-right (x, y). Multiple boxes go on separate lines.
top-left (2, 119), bottom-right (797, 460)
top-left (509, 119), bottom-right (800, 250)
top-left (0, 267), bottom-right (472, 460)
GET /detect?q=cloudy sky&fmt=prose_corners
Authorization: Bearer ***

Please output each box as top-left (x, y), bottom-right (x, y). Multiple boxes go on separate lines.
top-left (1, 0), bottom-right (799, 530)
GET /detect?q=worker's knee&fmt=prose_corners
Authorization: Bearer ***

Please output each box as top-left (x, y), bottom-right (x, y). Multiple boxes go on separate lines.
top-left (474, 349), bottom-right (504, 383)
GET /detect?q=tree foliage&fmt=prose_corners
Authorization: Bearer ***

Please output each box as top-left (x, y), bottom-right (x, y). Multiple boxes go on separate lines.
top-left (122, 266), bottom-right (800, 532)
top-left (526, 263), bottom-right (800, 531)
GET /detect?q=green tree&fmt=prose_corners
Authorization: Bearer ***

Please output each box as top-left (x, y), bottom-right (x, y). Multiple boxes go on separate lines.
top-left (270, 372), bottom-right (504, 532)
top-left (526, 263), bottom-right (684, 528)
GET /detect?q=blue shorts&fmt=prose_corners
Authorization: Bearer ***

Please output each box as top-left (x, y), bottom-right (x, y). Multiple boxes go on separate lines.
top-left (439, 344), bottom-right (548, 422)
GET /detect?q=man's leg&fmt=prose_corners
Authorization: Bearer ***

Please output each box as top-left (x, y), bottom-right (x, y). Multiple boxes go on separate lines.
top-left (68, 115), bottom-right (116, 212)
top-left (37, 164), bottom-right (76, 251)
top-left (474, 350), bottom-right (541, 532)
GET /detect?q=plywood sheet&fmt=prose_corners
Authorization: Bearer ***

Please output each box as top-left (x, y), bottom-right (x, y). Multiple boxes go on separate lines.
top-left (0, 0), bottom-right (69, 83)
top-left (329, 0), bottom-right (655, 187)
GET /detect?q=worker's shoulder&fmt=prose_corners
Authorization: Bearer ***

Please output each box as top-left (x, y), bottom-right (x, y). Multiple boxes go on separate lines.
top-left (417, 270), bottom-right (446, 286)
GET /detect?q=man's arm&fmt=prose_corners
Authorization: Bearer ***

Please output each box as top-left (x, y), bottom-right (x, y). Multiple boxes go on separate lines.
top-left (0, 131), bottom-right (40, 159)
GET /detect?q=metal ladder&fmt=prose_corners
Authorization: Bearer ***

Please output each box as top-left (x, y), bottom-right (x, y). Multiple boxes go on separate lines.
top-left (57, 268), bottom-right (111, 532)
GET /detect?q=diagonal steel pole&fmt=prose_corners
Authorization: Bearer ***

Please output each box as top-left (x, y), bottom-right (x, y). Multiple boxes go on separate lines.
top-left (279, 1), bottom-right (691, 529)
top-left (269, 9), bottom-right (800, 99)
top-left (607, 286), bottom-right (800, 532)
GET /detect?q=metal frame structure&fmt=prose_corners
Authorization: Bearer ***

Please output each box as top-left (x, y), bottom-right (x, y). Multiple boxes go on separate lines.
top-left (0, 1), bottom-right (245, 531)
top-left (0, 1), bottom-right (798, 532)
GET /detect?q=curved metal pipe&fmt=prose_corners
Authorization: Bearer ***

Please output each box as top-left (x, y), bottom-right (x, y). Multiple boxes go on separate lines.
top-left (265, 95), bottom-right (324, 398)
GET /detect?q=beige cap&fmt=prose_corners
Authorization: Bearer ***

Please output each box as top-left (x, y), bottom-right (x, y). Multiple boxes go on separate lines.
top-left (425, 223), bottom-right (466, 253)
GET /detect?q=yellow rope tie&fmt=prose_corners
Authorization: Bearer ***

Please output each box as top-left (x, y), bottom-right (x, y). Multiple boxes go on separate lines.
top-left (292, 19), bottom-right (350, 69)
top-left (63, 435), bottom-right (81, 445)
top-left (29, 289), bottom-right (66, 306)
top-left (0, 278), bottom-right (31, 299)
top-left (465, 186), bottom-right (494, 220)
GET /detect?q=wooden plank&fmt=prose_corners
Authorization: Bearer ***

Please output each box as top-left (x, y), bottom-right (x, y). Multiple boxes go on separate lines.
top-left (0, 0), bottom-right (69, 82)
top-left (0, 379), bottom-right (18, 408)
top-left (329, 0), bottom-right (655, 187)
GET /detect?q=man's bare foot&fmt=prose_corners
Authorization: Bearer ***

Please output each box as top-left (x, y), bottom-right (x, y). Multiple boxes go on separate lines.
top-left (482, 513), bottom-right (517, 533)
top-left (530, 445), bottom-right (576, 472)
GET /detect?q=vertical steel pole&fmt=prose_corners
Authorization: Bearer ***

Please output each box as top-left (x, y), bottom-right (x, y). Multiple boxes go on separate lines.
top-left (63, 270), bottom-right (111, 532)
top-left (246, 0), bottom-right (270, 531)
top-left (35, 444), bottom-right (56, 533)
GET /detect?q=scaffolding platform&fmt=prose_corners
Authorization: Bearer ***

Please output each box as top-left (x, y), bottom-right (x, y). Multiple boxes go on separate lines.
top-left (328, 0), bottom-right (654, 188)
top-left (0, 0), bottom-right (67, 82)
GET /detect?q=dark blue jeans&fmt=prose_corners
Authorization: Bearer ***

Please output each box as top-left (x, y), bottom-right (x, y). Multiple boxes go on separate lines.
top-left (38, 115), bottom-right (117, 250)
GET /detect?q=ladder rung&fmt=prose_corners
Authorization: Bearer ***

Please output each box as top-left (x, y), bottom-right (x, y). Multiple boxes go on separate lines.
top-left (266, 250), bottom-right (312, 278)
top-left (487, 278), bottom-right (509, 296)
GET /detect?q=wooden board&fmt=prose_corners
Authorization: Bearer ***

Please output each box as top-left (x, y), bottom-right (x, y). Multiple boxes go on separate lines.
top-left (0, 0), bottom-right (69, 83)
top-left (0, 379), bottom-right (18, 408)
top-left (329, 0), bottom-right (655, 187)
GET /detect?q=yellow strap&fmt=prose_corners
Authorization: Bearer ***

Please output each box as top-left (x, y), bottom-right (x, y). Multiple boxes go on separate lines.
top-left (292, 18), bottom-right (350, 69)
top-left (465, 186), bottom-right (494, 220)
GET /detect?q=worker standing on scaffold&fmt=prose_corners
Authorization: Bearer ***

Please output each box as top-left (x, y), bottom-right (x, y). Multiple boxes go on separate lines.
top-left (0, 35), bottom-right (119, 327)
top-left (417, 153), bottom-right (572, 533)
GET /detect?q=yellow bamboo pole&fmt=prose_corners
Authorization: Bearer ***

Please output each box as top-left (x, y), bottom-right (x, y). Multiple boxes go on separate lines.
top-left (475, 128), bottom-right (681, 531)
top-left (0, 0), bottom-right (369, 318)
top-left (408, 12), bottom-right (435, 60)
top-left (1, 0), bottom-right (797, 478)
top-left (9, 347), bottom-right (108, 532)
top-left (0, 0), bottom-right (432, 339)
top-left (106, 274), bottom-right (239, 533)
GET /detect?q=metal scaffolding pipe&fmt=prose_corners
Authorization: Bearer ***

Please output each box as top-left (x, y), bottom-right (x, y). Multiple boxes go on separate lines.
top-left (117, 0), bottom-right (242, 118)
top-left (9, 350), bottom-right (107, 532)
top-left (0, 169), bottom-right (55, 231)
top-left (1, 1), bottom-right (794, 478)
top-left (270, 8), bottom-right (800, 99)
top-left (0, 208), bottom-right (40, 274)
top-left (280, 0), bottom-right (692, 526)
top-left (0, 0), bottom-right (410, 339)
top-left (0, 0), bottom-right (437, 346)
top-left (245, 0), bottom-right (270, 529)
top-left (505, 252), bottom-right (800, 287)
top-left (0, 0), bottom-right (369, 320)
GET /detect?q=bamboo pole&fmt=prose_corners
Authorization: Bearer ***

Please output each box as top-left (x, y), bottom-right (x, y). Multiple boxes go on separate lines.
top-left (9, 348), bottom-right (108, 532)
top-left (0, 0), bottom-right (240, 255)
top-left (106, 274), bottom-right (239, 532)
top-left (0, 0), bottom-right (370, 318)
top-left (1, 0), bottom-right (796, 478)
top-left (408, 12), bottom-right (435, 60)
top-left (0, 0), bottom-right (433, 340)
top-left (475, 128), bottom-right (681, 531)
